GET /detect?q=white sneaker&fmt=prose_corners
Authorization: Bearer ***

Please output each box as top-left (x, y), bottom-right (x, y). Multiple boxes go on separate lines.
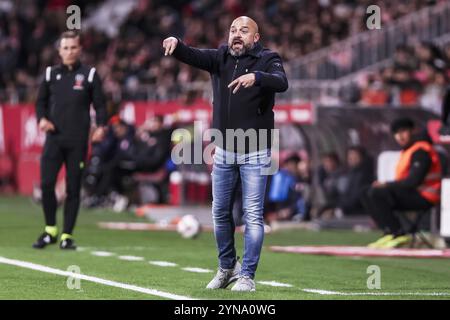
top-left (231, 276), bottom-right (256, 292)
top-left (206, 260), bottom-right (241, 289)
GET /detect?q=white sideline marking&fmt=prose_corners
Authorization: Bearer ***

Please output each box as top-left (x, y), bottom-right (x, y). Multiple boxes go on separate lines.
top-left (303, 288), bottom-right (450, 296)
top-left (149, 261), bottom-right (178, 267)
top-left (0, 256), bottom-right (195, 300)
top-left (257, 281), bottom-right (293, 288)
top-left (182, 267), bottom-right (212, 273)
top-left (91, 251), bottom-right (115, 257)
top-left (118, 255), bottom-right (144, 261)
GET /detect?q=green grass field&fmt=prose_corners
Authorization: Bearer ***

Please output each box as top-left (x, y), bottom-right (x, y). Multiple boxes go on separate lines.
top-left (1, 196), bottom-right (449, 300)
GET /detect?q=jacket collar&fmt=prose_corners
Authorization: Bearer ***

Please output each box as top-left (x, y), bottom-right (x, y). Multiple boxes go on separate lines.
top-left (60, 60), bottom-right (81, 72)
top-left (402, 133), bottom-right (433, 150)
top-left (247, 42), bottom-right (263, 57)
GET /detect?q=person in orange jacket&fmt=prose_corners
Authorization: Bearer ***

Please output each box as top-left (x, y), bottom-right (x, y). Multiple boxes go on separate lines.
top-left (363, 117), bottom-right (442, 248)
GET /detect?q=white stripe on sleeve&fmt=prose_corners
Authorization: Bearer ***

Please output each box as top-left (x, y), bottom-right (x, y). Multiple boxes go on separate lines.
top-left (88, 67), bottom-right (96, 83)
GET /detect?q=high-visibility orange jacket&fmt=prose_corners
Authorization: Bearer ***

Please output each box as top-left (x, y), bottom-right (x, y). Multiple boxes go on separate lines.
top-left (395, 141), bottom-right (442, 204)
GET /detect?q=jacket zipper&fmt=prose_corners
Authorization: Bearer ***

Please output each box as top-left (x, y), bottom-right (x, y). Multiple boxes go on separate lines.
top-left (227, 58), bottom-right (239, 123)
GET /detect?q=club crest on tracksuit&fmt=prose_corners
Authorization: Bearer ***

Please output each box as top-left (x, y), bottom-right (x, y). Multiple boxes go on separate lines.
top-left (73, 74), bottom-right (85, 90)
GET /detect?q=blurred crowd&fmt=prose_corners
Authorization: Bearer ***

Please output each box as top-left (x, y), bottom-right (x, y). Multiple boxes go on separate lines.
top-left (82, 115), bottom-right (173, 211)
top-left (0, 0), bottom-right (437, 105)
top-left (355, 41), bottom-right (450, 115)
top-left (81, 111), bottom-right (378, 217)
top-left (265, 146), bottom-right (374, 222)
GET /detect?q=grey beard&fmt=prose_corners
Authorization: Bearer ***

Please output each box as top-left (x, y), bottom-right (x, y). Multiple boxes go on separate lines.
top-left (229, 43), bottom-right (254, 57)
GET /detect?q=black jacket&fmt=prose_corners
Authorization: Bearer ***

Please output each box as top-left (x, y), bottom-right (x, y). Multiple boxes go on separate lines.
top-left (339, 157), bottom-right (375, 215)
top-left (443, 85), bottom-right (450, 125)
top-left (36, 61), bottom-right (107, 142)
top-left (173, 40), bottom-right (288, 153)
top-left (135, 128), bottom-right (172, 172)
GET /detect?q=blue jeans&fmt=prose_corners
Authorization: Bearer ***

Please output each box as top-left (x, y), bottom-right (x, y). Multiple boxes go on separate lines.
top-left (211, 147), bottom-right (271, 279)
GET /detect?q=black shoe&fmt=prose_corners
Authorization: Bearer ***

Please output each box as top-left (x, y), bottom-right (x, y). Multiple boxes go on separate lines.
top-left (32, 232), bottom-right (57, 249)
top-left (60, 238), bottom-right (77, 250)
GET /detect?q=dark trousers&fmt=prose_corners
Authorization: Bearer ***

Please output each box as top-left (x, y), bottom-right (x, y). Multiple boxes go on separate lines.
top-left (40, 136), bottom-right (87, 235)
top-left (96, 157), bottom-right (135, 196)
top-left (362, 185), bottom-right (433, 235)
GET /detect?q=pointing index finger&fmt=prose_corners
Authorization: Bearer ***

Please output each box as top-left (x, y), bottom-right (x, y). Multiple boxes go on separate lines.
top-left (164, 44), bottom-right (170, 56)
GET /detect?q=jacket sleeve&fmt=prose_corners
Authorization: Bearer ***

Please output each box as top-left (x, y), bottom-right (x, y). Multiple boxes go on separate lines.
top-left (386, 149), bottom-right (431, 189)
top-left (442, 86), bottom-right (450, 125)
top-left (254, 53), bottom-right (288, 92)
top-left (172, 38), bottom-right (218, 73)
top-left (90, 71), bottom-right (107, 127)
top-left (35, 73), bottom-right (50, 122)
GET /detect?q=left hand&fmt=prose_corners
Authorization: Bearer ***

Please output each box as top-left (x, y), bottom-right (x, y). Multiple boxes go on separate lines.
top-left (92, 126), bottom-right (106, 143)
top-left (228, 73), bottom-right (256, 94)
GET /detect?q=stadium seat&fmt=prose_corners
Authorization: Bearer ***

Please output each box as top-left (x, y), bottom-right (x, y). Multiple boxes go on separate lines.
top-left (400, 89), bottom-right (419, 106)
top-left (376, 151), bottom-right (401, 183)
top-left (397, 207), bottom-right (439, 248)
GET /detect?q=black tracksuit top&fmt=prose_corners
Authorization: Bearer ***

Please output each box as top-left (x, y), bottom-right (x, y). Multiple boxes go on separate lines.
top-left (36, 61), bottom-right (107, 142)
top-left (173, 40), bottom-right (288, 153)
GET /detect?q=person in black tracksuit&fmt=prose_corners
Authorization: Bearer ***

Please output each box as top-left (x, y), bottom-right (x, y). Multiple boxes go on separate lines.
top-left (33, 31), bottom-right (107, 250)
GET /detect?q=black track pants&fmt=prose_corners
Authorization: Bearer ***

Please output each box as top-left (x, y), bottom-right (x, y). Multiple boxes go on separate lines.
top-left (40, 136), bottom-right (87, 235)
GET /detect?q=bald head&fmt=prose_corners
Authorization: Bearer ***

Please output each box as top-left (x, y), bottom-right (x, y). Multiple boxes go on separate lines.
top-left (231, 16), bottom-right (259, 33)
top-left (228, 16), bottom-right (260, 57)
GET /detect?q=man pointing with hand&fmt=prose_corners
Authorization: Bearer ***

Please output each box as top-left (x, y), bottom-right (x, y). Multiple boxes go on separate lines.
top-left (163, 16), bottom-right (288, 291)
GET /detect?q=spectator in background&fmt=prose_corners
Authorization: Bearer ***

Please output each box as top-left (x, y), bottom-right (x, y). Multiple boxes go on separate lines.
top-left (338, 146), bottom-right (374, 216)
top-left (420, 68), bottom-right (447, 115)
top-left (0, 0), bottom-right (437, 104)
top-left (393, 45), bottom-right (416, 71)
top-left (317, 152), bottom-right (346, 219)
top-left (295, 156), bottom-right (313, 221)
top-left (357, 41), bottom-right (450, 111)
top-left (83, 116), bottom-right (137, 209)
top-left (360, 73), bottom-right (389, 106)
top-left (133, 115), bottom-right (173, 204)
top-left (135, 115), bottom-right (172, 172)
top-left (390, 66), bottom-right (422, 106)
top-left (266, 154), bottom-right (304, 222)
